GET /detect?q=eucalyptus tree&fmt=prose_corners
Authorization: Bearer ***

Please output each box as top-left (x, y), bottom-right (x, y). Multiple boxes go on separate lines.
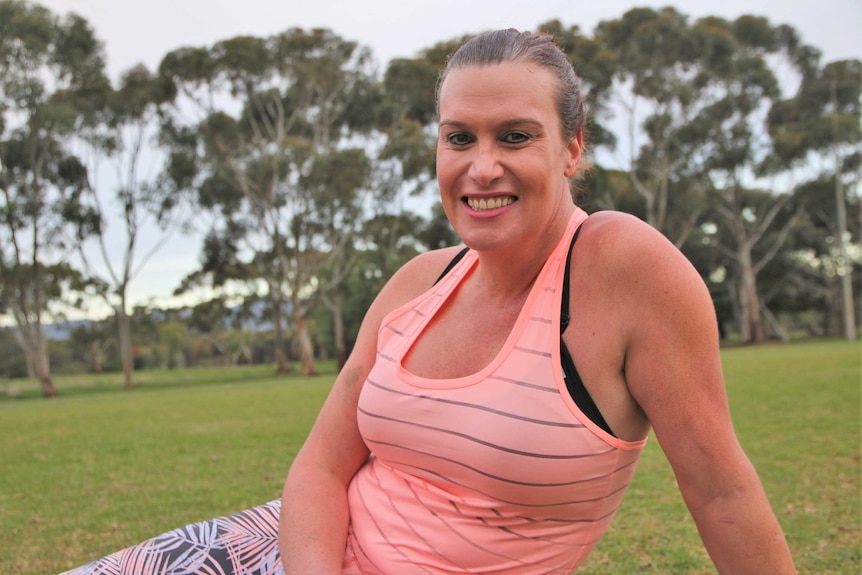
top-left (352, 54), bottom-right (441, 285)
top-left (765, 58), bottom-right (861, 339)
top-left (0, 1), bottom-right (108, 395)
top-left (329, 43), bottom-right (464, 357)
top-left (302, 147), bottom-right (372, 368)
top-left (697, 185), bottom-right (803, 341)
top-left (745, 177), bottom-right (859, 337)
top-left (538, 20), bottom-right (618, 166)
top-left (594, 7), bottom-right (710, 241)
top-left (676, 15), bottom-right (821, 343)
top-left (377, 55), bottom-right (438, 201)
top-left (597, 10), bottom-right (821, 342)
top-left (70, 63), bottom-right (181, 389)
top-left (159, 29), bottom-right (381, 375)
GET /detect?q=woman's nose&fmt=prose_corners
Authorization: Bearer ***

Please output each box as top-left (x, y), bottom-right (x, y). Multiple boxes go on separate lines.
top-left (467, 145), bottom-right (504, 186)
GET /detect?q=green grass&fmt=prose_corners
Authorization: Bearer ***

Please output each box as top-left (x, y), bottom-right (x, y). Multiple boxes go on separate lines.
top-left (1, 341), bottom-right (859, 574)
top-left (579, 340), bottom-right (861, 574)
top-left (0, 364), bottom-right (335, 574)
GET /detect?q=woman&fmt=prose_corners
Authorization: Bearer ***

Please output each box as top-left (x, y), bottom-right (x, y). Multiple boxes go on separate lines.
top-left (64, 29), bottom-right (795, 575)
top-left (278, 28), bottom-right (795, 574)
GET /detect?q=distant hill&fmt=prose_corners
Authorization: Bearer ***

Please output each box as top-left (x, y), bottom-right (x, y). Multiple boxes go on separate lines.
top-left (43, 319), bottom-right (93, 341)
top-left (33, 299), bottom-right (276, 341)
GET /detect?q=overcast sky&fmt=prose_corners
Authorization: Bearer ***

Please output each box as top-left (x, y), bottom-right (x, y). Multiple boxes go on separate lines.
top-left (36, 0), bottom-right (862, 76)
top-left (31, 0), bottom-right (862, 312)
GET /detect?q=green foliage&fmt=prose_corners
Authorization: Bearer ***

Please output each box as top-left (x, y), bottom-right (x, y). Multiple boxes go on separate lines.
top-left (380, 117), bottom-right (437, 181)
top-left (383, 58), bottom-right (439, 125)
top-left (1, 3), bottom-right (859, 379)
top-left (0, 0), bottom-right (114, 394)
top-left (765, 58), bottom-right (862, 172)
top-left (539, 19), bottom-right (619, 149)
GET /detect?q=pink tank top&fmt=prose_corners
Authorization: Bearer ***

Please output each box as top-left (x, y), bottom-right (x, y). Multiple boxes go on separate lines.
top-left (344, 208), bottom-right (646, 574)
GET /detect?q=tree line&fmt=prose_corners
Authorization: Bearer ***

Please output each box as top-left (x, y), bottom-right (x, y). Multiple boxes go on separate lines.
top-left (1, 1), bottom-right (859, 396)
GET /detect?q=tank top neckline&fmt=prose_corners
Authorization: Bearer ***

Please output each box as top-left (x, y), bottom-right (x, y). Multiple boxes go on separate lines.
top-left (398, 209), bottom-right (588, 390)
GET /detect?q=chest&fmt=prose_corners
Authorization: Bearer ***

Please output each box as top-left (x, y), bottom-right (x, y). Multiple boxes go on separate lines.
top-left (402, 287), bottom-right (527, 380)
top-left (359, 312), bottom-right (627, 509)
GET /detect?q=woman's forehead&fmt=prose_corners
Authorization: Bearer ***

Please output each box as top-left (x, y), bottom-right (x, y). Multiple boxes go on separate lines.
top-left (438, 63), bottom-right (558, 118)
top-left (440, 61), bottom-right (556, 90)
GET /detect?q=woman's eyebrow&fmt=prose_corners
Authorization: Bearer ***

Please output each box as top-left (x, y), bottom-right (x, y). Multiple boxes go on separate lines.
top-left (438, 118), bottom-right (543, 129)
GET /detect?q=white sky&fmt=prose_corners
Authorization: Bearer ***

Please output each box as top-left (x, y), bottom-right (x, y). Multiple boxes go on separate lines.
top-left (39, 0), bottom-right (862, 75)
top-left (31, 0), bottom-right (862, 313)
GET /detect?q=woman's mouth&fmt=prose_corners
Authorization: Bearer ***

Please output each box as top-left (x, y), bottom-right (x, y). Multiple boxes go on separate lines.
top-left (465, 196), bottom-right (517, 212)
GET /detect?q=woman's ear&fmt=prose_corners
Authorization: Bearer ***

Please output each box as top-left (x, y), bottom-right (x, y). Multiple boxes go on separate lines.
top-left (563, 130), bottom-right (584, 177)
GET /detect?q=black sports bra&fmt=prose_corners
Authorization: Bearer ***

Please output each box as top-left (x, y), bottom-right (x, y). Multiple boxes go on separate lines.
top-left (433, 227), bottom-right (616, 437)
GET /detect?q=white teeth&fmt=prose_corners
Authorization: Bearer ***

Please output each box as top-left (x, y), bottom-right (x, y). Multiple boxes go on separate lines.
top-left (467, 196), bottom-right (515, 211)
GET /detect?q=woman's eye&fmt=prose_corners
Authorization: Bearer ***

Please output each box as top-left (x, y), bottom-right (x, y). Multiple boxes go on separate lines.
top-left (502, 131), bottom-right (531, 144)
top-left (446, 132), bottom-right (473, 145)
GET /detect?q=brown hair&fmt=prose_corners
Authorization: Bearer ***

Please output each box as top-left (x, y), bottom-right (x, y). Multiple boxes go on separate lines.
top-left (436, 29), bottom-right (589, 148)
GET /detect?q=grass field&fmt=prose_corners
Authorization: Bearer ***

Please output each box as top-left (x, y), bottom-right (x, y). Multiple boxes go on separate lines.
top-left (1, 340), bottom-right (859, 574)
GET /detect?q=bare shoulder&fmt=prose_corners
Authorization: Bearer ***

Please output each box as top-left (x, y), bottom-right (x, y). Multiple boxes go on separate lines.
top-left (338, 245), bottom-right (468, 388)
top-left (375, 246), bottom-right (468, 311)
top-left (575, 210), bottom-right (707, 299)
top-left (578, 210), bottom-right (681, 262)
top-left (570, 210), bottom-right (718, 364)
top-left (354, 246), bottom-right (467, 339)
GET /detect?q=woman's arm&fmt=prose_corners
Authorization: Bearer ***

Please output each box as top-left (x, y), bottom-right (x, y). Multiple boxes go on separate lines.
top-left (278, 355), bottom-right (371, 574)
top-left (610, 215), bottom-right (796, 574)
top-left (278, 248), bottom-right (464, 574)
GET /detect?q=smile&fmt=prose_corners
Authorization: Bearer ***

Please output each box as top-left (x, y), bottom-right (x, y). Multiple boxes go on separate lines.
top-left (465, 196), bottom-right (517, 211)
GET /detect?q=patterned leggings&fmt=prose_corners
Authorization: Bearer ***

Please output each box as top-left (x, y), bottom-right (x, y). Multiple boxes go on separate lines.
top-left (62, 500), bottom-right (284, 575)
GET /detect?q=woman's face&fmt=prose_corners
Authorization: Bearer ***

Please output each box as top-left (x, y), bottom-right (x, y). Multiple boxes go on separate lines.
top-left (436, 61), bottom-right (581, 253)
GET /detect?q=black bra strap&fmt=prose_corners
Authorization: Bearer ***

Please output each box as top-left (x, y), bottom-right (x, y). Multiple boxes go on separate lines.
top-left (559, 221), bottom-right (615, 437)
top-left (432, 234), bottom-right (615, 436)
top-left (560, 225), bottom-right (584, 333)
top-left (433, 247), bottom-right (470, 286)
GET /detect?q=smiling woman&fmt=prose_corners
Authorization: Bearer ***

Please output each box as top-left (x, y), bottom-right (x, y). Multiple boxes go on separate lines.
top-left (63, 28), bottom-right (797, 575)
top-left (435, 59), bottom-right (581, 255)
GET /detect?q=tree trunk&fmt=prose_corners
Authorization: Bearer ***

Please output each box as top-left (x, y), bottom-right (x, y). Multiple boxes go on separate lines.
top-left (834, 177), bottom-right (857, 341)
top-left (89, 341), bottom-right (104, 374)
top-left (240, 334), bottom-right (253, 366)
top-left (831, 81), bottom-right (857, 342)
top-left (14, 323), bottom-right (57, 396)
top-left (270, 286), bottom-right (290, 374)
top-left (332, 290), bottom-right (347, 370)
top-left (292, 294), bottom-right (316, 376)
top-left (738, 245), bottom-right (764, 344)
top-left (31, 324), bottom-right (57, 397)
top-left (36, 347), bottom-right (57, 398)
top-left (15, 330), bottom-right (37, 380)
top-left (117, 303), bottom-right (134, 389)
top-left (38, 375), bottom-right (57, 397)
